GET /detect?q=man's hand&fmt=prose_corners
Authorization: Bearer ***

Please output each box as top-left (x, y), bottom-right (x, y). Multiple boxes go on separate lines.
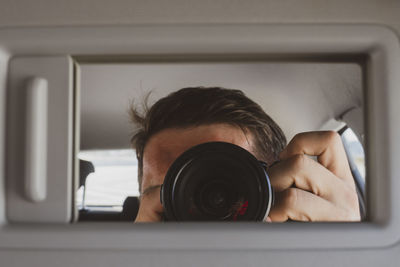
top-left (267, 131), bottom-right (361, 222)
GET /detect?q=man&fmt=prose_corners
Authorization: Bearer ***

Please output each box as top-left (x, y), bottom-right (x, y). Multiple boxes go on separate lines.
top-left (130, 87), bottom-right (360, 222)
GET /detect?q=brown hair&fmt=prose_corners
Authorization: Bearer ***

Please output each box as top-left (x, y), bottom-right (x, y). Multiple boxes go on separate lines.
top-left (130, 87), bottom-right (286, 192)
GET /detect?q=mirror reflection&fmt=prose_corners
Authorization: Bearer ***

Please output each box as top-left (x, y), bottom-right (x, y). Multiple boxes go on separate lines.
top-left (77, 61), bottom-right (365, 222)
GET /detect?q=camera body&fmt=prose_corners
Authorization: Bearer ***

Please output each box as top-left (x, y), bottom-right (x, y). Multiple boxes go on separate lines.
top-left (160, 142), bottom-right (273, 221)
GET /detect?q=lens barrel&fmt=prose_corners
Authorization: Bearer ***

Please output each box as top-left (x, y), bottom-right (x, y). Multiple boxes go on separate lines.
top-left (160, 142), bottom-right (273, 221)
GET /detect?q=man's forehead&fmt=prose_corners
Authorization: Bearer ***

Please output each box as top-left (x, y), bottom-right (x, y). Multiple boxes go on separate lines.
top-left (141, 124), bottom-right (255, 191)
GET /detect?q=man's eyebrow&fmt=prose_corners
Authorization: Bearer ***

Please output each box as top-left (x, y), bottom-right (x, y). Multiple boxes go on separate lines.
top-left (142, 184), bottom-right (162, 196)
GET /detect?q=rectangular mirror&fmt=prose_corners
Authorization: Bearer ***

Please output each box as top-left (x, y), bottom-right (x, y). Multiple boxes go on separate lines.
top-left (76, 57), bottom-right (365, 223)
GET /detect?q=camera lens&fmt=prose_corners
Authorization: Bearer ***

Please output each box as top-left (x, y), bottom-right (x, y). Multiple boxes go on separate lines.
top-left (161, 142), bottom-right (273, 221)
top-left (197, 180), bottom-right (233, 219)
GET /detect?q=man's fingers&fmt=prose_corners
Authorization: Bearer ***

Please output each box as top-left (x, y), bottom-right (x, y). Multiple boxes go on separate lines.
top-left (269, 188), bottom-right (358, 222)
top-left (268, 154), bottom-right (343, 201)
top-left (269, 131), bottom-right (361, 222)
top-left (279, 131), bottom-right (352, 182)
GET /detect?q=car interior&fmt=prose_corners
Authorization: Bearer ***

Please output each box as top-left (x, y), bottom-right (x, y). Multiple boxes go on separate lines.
top-left (1, 19), bottom-right (399, 266)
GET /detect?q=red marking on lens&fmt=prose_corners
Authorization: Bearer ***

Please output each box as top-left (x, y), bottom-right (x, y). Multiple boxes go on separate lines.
top-left (239, 201), bottom-right (249, 215)
top-left (233, 200), bottom-right (249, 221)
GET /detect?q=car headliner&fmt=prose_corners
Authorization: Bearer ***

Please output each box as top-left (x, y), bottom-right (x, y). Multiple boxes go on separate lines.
top-left (79, 61), bottom-right (363, 150)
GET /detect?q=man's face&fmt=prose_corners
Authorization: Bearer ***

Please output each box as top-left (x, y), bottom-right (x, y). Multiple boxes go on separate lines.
top-left (135, 124), bottom-right (361, 223)
top-left (136, 123), bottom-right (256, 222)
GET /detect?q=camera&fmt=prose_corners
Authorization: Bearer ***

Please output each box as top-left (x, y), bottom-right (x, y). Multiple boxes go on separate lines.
top-left (160, 142), bottom-right (273, 221)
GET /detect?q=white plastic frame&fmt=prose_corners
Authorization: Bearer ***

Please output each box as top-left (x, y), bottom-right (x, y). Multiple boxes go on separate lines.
top-left (0, 24), bottom-right (399, 251)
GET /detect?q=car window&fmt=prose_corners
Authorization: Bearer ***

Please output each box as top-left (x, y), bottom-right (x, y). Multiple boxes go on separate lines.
top-left (77, 149), bottom-right (139, 212)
